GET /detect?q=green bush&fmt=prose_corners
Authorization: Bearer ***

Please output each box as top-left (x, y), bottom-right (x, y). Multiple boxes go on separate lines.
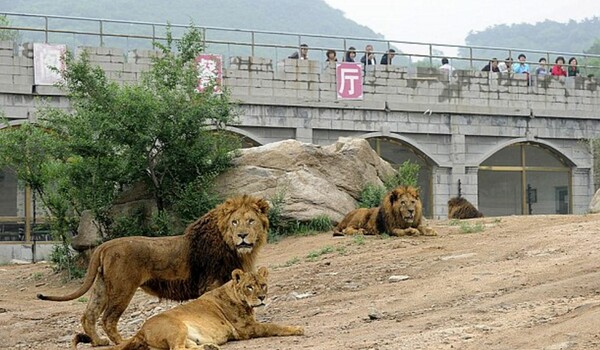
top-left (385, 160), bottom-right (420, 190)
top-left (356, 160), bottom-right (422, 209)
top-left (357, 183), bottom-right (386, 208)
top-left (49, 242), bottom-right (85, 280)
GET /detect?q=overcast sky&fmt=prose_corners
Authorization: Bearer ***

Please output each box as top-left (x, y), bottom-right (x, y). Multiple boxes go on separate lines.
top-left (323, 0), bottom-right (600, 55)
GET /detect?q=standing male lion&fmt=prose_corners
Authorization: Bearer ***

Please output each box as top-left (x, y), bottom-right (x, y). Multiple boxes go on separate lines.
top-left (37, 194), bottom-right (270, 347)
top-left (334, 185), bottom-right (437, 236)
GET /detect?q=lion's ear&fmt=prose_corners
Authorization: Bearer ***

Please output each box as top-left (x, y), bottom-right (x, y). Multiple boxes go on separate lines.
top-left (232, 269), bottom-right (244, 283)
top-left (257, 266), bottom-right (269, 279)
top-left (389, 190), bottom-right (398, 204)
top-left (255, 198), bottom-right (270, 215)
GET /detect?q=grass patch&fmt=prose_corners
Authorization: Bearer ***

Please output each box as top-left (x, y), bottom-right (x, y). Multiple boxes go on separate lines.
top-left (32, 272), bottom-right (44, 281)
top-left (353, 235), bottom-right (366, 245)
top-left (449, 219), bottom-right (461, 226)
top-left (282, 257), bottom-right (300, 267)
top-left (459, 221), bottom-right (485, 234)
top-left (77, 297), bottom-right (88, 303)
top-left (306, 246), bottom-right (334, 261)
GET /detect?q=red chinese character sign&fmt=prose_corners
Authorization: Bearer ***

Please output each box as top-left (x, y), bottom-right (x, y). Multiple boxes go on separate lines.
top-left (336, 62), bottom-right (363, 100)
top-left (33, 43), bottom-right (66, 85)
top-left (195, 54), bottom-right (223, 94)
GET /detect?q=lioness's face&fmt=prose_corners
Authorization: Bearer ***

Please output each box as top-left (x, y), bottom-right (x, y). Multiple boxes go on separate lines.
top-left (228, 207), bottom-right (268, 254)
top-left (232, 267), bottom-right (268, 307)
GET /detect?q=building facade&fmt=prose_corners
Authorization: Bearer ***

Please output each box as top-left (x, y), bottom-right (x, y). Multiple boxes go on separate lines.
top-left (1, 43), bottom-right (599, 222)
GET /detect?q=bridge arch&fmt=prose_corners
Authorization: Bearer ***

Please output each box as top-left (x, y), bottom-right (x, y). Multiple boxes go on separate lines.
top-left (358, 132), bottom-right (440, 217)
top-left (472, 137), bottom-right (577, 168)
top-left (477, 139), bottom-right (574, 217)
top-left (207, 126), bottom-right (266, 147)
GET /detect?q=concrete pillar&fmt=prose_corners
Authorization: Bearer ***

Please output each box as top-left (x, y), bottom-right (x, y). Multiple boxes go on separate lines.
top-left (450, 115), bottom-right (466, 198)
top-left (296, 127), bottom-right (313, 144)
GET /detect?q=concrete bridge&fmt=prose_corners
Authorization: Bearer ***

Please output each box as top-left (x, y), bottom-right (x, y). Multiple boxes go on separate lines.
top-left (1, 42), bottom-right (599, 224)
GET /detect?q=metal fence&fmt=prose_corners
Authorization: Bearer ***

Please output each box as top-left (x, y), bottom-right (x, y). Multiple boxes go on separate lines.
top-left (1, 11), bottom-right (600, 73)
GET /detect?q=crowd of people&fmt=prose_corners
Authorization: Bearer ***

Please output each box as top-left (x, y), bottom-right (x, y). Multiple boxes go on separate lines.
top-left (287, 44), bottom-right (584, 78)
top-left (288, 44), bottom-right (396, 65)
top-left (481, 54), bottom-right (581, 77)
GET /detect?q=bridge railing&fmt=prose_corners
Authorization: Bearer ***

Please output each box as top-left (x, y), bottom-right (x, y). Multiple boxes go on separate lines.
top-left (1, 11), bottom-right (600, 75)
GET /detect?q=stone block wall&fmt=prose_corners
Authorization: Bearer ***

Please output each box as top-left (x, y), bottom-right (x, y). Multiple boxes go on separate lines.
top-left (1, 42), bottom-right (600, 218)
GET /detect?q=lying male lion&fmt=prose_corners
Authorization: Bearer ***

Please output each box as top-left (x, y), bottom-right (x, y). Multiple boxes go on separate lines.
top-left (447, 196), bottom-right (484, 219)
top-left (104, 267), bottom-right (304, 350)
top-left (334, 185), bottom-right (437, 236)
top-left (37, 194), bottom-right (270, 347)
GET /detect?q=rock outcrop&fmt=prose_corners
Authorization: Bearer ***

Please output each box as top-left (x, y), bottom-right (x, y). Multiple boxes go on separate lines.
top-left (215, 137), bottom-right (395, 223)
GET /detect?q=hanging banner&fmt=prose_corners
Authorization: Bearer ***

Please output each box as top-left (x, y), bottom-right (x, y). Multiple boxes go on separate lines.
top-left (195, 54), bottom-right (223, 94)
top-left (336, 62), bottom-right (363, 100)
top-left (33, 43), bottom-right (66, 85)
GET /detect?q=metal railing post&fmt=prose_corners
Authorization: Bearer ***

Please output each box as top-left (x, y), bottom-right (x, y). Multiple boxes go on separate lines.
top-left (44, 16), bottom-right (48, 43)
top-left (469, 47), bottom-right (473, 69)
top-left (99, 20), bottom-right (104, 47)
top-left (152, 24), bottom-right (156, 47)
top-left (429, 44), bottom-right (433, 67)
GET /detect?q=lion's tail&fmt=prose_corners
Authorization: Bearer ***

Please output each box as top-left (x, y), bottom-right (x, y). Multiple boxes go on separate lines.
top-left (37, 245), bottom-right (103, 302)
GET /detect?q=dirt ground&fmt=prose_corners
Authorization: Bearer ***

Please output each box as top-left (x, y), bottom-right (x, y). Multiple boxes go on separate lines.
top-left (1, 214), bottom-right (600, 350)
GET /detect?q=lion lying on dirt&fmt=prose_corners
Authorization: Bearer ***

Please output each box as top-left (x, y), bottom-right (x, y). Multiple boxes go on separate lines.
top-left (37, 194), bottom-right (270, 347)
top-left (103, 267), bottom-right (304, 350)
top-left (447, 196), bottom-right (484, 219)
top-left (334, 185), bottom-right (437, 236)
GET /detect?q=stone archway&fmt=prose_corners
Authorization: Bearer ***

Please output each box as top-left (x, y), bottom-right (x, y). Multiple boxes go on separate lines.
top-left (478, 141), bottom-right (573, 216)
top-left (365, 136), bottom-right (436, 217)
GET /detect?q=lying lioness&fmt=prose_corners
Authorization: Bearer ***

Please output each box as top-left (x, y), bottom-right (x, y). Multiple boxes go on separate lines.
top-left (105, 267), bottom-right (304, 350)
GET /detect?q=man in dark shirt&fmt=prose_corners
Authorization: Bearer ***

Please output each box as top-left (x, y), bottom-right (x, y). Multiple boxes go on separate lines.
top-left (380, 49), bottom-right (396, 65)
top-left (482, 58), bottom-right (500, 72)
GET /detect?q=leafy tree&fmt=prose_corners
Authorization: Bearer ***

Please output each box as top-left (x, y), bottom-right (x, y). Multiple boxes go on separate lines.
top-left (584, 38), bottom-right (600, 77)
top-left (0, 26), bottom-right (240, 246)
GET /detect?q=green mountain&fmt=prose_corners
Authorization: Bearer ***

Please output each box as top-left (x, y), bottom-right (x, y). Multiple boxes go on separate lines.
top-left (2, 0), bottom-right (387, 60)
top-left (459, 17), bottom-right (600, 63)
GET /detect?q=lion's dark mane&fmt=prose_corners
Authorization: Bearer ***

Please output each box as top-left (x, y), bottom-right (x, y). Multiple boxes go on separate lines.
top-left (448, 197), bottom-right (484, 219)
top-left (141, 212), bottom-right (245, 302)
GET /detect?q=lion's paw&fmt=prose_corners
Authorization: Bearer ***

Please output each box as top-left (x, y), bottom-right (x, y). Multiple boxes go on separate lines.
top-left (202, 343), bottom-right (221, 350)
top-left (423, 227), bottom-right (438, 236)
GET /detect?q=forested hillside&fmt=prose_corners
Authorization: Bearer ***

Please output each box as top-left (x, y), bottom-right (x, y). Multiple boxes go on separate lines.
top-left (2, 0), bottom-right (386, 59)
top-left (3, 2), bottom-right (600, 65)
top-left (460, 17), bottom-right (600, 59)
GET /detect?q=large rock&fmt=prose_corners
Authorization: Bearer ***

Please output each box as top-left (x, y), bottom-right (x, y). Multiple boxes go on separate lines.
top-left (214, 137), bottom-right (396, 223)
top-left (589, 188), bottom-right (600, 213)
top-left (71, 210), bottom-right (103, 252)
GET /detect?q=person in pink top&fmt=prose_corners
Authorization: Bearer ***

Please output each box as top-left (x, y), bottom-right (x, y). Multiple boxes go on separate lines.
top-left (551, 56), bottom-right (567, 76)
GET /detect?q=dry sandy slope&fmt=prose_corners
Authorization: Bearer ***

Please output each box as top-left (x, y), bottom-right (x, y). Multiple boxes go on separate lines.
top-left (1, 214), bottom-right (600, 350)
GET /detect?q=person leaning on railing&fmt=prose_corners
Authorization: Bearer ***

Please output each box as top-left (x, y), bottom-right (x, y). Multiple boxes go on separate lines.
top-left (551, 56), bottom-right (567, 76)
top-left (380, 49), bottom-right (396, 65)
top-left (325, 49), bottom-right (337, 63)
top-left (512, 54), bottom-right (530, 74)
top-left (535, 57), bottom-right (548, 76)
top-left (344, 47), bottom-right (357, 62)
top-left (289, 43), bottom-right (309, 59)
top-left (482, 58), bottom-right (500, 72)
top-left (568, 57), bottom-right (580, 77)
